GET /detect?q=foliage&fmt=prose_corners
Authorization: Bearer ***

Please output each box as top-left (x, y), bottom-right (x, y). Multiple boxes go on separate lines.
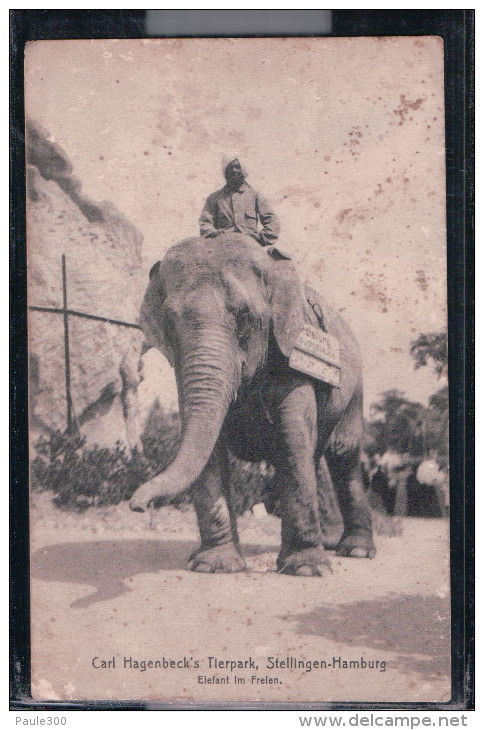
top-left (367, 331), bottom-right (449, 469)
top-left (424, 387), bottom-right (449, 465)
top-left (363, 331), bottom-right (449, 517)
top-left (31, 403), bottom-right (187, 511)
top-left (367, 387), bottom-right (448, 467)
top-left (369, 389), bottom-right (430, 457)
top-left (429, 385), bottom-right (448, 412)
top-left (31, 430), bottom-right (153, 511)
top-left (410, 331), bottom-right (448, 377)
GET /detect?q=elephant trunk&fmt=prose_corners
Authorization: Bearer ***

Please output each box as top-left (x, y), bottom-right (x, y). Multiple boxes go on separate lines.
top-left (130, 330), bottom-right (240, 512)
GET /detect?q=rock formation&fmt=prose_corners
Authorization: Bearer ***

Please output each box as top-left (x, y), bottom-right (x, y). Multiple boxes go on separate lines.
top-left (27, 119), bottom-right (146, 450)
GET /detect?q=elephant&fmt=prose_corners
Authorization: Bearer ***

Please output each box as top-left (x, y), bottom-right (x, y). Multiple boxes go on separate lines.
top-left (129, 233), bottom-right (376, 575)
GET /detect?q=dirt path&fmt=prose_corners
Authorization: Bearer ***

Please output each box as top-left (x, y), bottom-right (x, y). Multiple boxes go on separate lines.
top-left (30, 494), bottom-right (451, 704)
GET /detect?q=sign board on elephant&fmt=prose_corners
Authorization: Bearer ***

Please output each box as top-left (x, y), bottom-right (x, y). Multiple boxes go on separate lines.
top-left (295, 325), bottom-right (341, 367)
top-left (289, 346), bottom-right (341, 387)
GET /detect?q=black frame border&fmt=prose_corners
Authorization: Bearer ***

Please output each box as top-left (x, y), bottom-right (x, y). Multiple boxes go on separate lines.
top-left (10, 9), bottom-right (474, 712)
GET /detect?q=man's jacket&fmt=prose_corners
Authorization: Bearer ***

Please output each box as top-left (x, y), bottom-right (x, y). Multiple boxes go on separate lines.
top-left (199, 181), bottom-right (280, 246)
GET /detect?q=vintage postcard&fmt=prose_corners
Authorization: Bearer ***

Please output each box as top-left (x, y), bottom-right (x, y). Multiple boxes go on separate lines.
top-left (25, 37), bottom-right (451, 704)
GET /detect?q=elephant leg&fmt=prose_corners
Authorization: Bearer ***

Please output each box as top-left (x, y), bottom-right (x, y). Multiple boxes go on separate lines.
top-left (324, 387), bottom-right (375, 559)
top-left (325, 446), bottom-right (376, 559)
top-left (274, 382), bottom-right (332, 577)
top-left (188, 441), bottom-right (246, 573)
top-left (317, 454), bottom-right (344, 550)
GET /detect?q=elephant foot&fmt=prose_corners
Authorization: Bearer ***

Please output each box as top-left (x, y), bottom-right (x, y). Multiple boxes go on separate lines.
top-left (336, 531), bottom-right (376, 559)
top-left (188, 542), bottom-right (247, 574)
top-left (321, 527), bottom-right (344, 551)
top-left (276, 547), bottom-right (332, 577)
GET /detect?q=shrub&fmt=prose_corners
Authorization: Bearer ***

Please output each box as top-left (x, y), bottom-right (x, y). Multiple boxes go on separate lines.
top-left (31, 430), bottom-right (154, 511)
top-left (30, 403), bottom-right (191, 511)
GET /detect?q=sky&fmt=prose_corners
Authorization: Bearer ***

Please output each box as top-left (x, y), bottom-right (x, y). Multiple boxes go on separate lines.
top-left (25, 37), bottom-right (447, 414)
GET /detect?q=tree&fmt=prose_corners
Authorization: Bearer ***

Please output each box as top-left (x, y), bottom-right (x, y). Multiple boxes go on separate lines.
top-left (410, 331), bottom-right (448, 378)
top-left (410, 331), bottom-right (449, 467)
top-left (369, 389), bottom-right (428, 457)
top-left (365, 331), bottom-right (449, 471)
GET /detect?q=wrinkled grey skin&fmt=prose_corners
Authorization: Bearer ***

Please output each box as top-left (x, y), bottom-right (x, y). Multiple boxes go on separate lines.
top-left (130, 234), bottom-right (375, 575)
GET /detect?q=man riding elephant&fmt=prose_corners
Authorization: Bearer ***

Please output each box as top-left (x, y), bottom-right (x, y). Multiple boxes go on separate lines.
top-left (199, 155), bottom-right (281, 248)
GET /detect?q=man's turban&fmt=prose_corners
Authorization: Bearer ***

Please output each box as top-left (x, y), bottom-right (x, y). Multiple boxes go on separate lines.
top-left (221, 154), bottom-right (248, 178)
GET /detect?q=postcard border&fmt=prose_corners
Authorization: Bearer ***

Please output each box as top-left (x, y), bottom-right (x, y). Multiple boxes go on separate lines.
top-left (10, 9), bottom-right (474, 711)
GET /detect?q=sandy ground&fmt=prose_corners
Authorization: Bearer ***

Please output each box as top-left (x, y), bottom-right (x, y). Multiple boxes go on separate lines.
top-left (30, 493), bottom-right (451, 705)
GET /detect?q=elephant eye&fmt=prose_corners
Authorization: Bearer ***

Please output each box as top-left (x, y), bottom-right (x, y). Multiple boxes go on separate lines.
top-left (162, 301), bottom-right (180, 328)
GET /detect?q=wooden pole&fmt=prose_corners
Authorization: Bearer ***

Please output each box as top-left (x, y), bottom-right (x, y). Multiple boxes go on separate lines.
top-left (62, 254), bottom-right (73, 433)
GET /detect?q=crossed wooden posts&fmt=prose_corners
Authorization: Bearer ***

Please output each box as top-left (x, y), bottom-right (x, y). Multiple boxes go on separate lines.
top-left (28, 254), bottom-right (141, 434)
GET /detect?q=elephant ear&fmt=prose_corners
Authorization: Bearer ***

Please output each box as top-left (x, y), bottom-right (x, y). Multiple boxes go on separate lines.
top-left (139, 265), bottom-right (175, 367)
top-left (270, 261), bottom-right (307, 357)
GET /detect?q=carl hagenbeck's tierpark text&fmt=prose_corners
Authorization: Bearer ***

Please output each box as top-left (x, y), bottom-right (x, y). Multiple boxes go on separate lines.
top-left (93, 656), bottom-right (387, 673)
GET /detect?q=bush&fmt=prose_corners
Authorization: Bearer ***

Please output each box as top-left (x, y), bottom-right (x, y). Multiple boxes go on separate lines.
top-left (30, 403), bottom-right (194, 511)
top-left (31, 430), bottom-right (154, 511)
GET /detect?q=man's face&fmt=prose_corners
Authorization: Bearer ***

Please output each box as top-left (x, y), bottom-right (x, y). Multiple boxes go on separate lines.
top-left (225, 159), bottom-right (245, 189)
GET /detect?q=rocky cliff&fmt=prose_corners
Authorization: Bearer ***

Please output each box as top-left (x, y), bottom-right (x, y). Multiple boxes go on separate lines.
top-left (27, 120), bottom-right (146, 449)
